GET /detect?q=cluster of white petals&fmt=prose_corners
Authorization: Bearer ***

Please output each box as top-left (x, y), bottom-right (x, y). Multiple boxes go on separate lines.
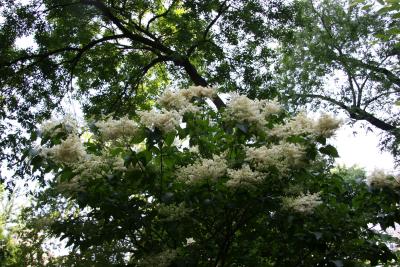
top-left (41, 135), bottom-right (86, 164)
top-left (40, 116), bottom-right (78, 136)
top-left (138, 109), bottom-right (181, 133)
top-left (366, 169), bottom-right (399, 188)
top-left (271, 112), bottom-right (341, 138)
top-left (95, 116), bottom-right (139, 140)
top-left (157, 202), bottom-right (191, 222)
top-left (185, 85), bottom-right (216, 99)
top-left (176, 154), bottom-right (227, 183)
top-left (158, 86), bottom-right (216, 114)
top-left (224, 95), bottom-right (281, 129)
top-left (245, 142), bottom-right (305, 173)
top-left (226, 164), bottom-right (264, 188)
top-left (158, 90), bottom-right (191, 111)
top-left (50, 153), bottom-right (129, 193)
top-left (185, 237), bottom-right (196, 246)
top-left (72, 154), bottom-right (127, 180)
top-left (282, 192), bottom-right (322, 214)
top-left (314, 114), bottom-right (342, 137)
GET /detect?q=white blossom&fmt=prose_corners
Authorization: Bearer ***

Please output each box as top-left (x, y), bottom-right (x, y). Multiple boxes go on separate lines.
top-left (158, 90), bottom-right (199, 114)
top-left (158, 87), bottom-right (216, 114)
top-left (72, 154), bottom-right (128, 180)
top-left (95, 116), bottom-right (139, 140)
top-left (314, 114), bottom-right (342, 138)
top-left (282, 192), bottom-right (322, 214)
top-left (176, 154), bottom-right (227, 183)
top-left (42, 135), bottom-right (86, 164)
top-left (226, 164), bottom-right (264, 188)
top-left (186, 85), bottom-right (216, 99)
top-left (366, 169), bottom-right (399, 188)
top-left (40, 115), bottom-right (78, 136)
top-left (186, 237), bottom-right (196, 246)
top-left (158, 90), bottom-right (188, 110)
top-left (224, 95), bottom-right (281, 129)
top-left (138, 108), bottom-right (181, 133)
top-left (270, 112), bottom-right (341, 138)
top-left (245, 142), bottom-right (305, 173)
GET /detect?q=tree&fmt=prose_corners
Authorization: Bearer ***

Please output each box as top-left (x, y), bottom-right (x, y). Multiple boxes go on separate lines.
top-left (0, 0), bottom-right (293, 186)
top-left (275, 0), bottom-right (400, 160)
top-left (1, 0), bottom-right (400, 265)
top-left (24, 88), bottom-right (400, 266)
top-left (0, 185), bottom-right (23, 266)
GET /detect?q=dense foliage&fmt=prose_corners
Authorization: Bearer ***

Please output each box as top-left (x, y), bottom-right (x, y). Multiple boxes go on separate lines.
top-left (22, 87), bottom-right (399, 266)
top-left (0, 0), bottom-right (293, 185)
top-left (0, 0), bottom-right (400, 266)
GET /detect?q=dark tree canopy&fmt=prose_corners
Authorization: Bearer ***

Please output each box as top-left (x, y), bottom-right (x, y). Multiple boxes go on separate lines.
top-left (0, 0), bottom-right (294, 185)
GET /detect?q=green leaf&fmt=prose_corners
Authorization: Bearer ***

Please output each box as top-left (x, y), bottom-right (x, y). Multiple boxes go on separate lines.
top-left (387, 27), bottom-right (400, 35)
top-left (319, 145), bottom-right (339, 157)
top-left (164, 132), bottom-right (176, 147)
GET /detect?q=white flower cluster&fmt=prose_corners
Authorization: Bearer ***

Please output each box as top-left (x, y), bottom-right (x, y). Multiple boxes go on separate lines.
top-left (282, 192), bottom-right (322, 214)
top-left (138, 108), bottom-right (181, 133)
top-left (157, 202), bottom-right (192, 222)
top-left (366, 169), bottom-right (399, 189)
top-left (271, 112), bottom-right (341, 138)
top-left (51, 154), bottom-right (128, 193)
top-left (226, 164), bottom-right (264, 188)
top-left (41, 135), bottom-right (86, 164)
top-left (245, 142), bottom-right (305, 173)
top-left (139, 249), bottom-right (177, 267)
top-left (185, 237), bottom-right (196, 246)
top-left (158, 86), bottom-right (216, 114)
top-left (315, 114), bottom-right (342, 137)
top-left (176, 154), bottom-right (227, 183)
top-left (224, 95), bottom-right (281, 129)
top-left (40, 115), bottom-right (78, 136)
top-left (72, 154), bottom-right (127, 179)
top-left (95, 116), bottom-right (139, 140)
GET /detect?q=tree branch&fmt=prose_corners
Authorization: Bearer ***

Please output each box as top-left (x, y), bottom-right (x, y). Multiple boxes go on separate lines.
top-left (146, 0), bottom-right (178, 31)
top-left (81, 0), bottom-right (173, 54)
top-left (363, 90), bottom-right (399, 109)
top-left (187, 0), bottom-right (230, 57)
top-left (82, 0), bottom-right (226, 110)
top-left (298, 93), bottom-right (399, 134)
top-left (2, 47), bottom-right (81, 67)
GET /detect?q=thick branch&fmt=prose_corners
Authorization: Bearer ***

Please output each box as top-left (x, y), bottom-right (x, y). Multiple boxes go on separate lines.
top-left (81, 0), bottom-right (173, 54)
top-left (187, 0), bottom-right (229, 56)
top-left (2, 47), bottom-right (80, 67)
top-left (82, 0), bottom-right (226, 109)
top-left (349, 107), bottom-right (398, 134)
top-left (299, 93), bottom-right (399, 134)
top-left (174, 57), bottom-right (225, 109)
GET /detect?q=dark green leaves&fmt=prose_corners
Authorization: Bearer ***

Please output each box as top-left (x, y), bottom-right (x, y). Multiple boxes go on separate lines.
top-left (319, 144), bottom-right (339, 158)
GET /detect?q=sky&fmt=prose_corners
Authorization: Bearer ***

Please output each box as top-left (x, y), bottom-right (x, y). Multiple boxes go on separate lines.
top-left (333, 123), bottom-right (395, 173)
